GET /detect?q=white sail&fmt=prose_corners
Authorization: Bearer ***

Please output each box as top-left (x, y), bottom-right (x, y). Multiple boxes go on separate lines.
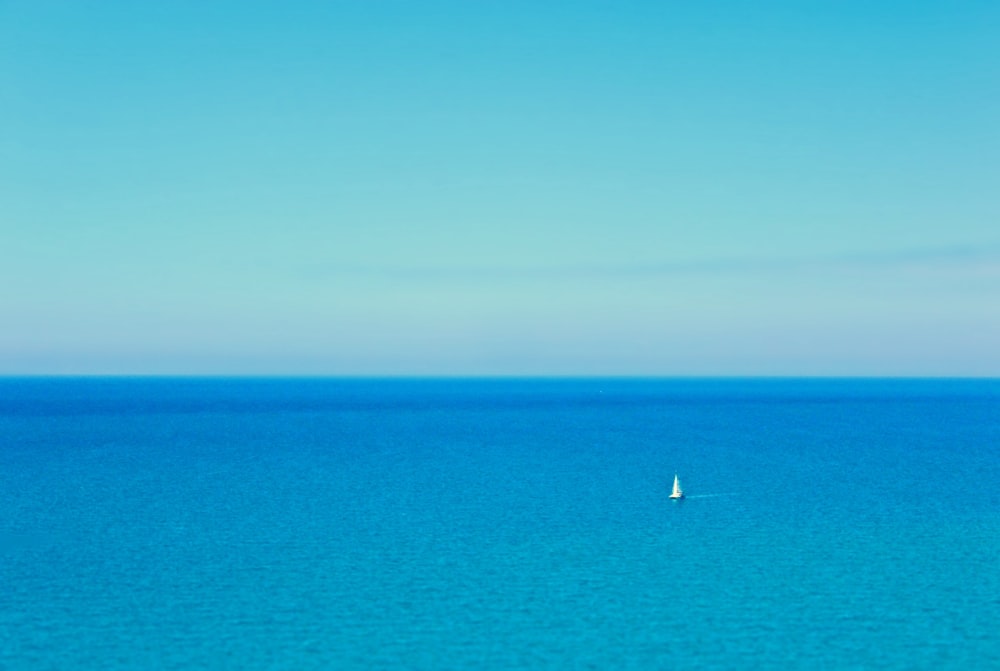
top-left (670, 474), bottom-right (684, 499)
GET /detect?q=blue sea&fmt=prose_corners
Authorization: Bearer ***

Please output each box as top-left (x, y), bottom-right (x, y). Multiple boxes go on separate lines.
top-left (1, 378), bottom-right (998, 669)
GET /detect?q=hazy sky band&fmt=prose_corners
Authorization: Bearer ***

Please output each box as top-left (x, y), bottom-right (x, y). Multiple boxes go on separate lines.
top-left (307, 245), bottom-right (1000, 281)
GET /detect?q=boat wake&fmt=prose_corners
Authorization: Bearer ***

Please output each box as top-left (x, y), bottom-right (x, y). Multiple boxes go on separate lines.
top-left (683, 493), bottom-right (738, 499)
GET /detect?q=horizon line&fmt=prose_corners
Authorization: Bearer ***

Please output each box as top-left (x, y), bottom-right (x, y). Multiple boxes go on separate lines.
top-left (2, 373), bottom-right (997, 380)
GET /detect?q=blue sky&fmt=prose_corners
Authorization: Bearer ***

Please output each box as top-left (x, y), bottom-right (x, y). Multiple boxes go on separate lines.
top-left (2, 1), bottom-right (998, 375)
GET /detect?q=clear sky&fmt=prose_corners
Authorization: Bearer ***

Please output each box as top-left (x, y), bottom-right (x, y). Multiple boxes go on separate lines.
top-left (2, 1), bottom-right (998, 376)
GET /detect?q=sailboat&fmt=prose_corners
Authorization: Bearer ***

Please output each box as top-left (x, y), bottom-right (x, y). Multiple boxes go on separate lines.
top-left (669, 474), bottom-right (685, 500)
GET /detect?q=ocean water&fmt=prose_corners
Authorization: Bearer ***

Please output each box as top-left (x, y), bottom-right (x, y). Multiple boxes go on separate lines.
top-left (1, 377), bottom-right (998, 669)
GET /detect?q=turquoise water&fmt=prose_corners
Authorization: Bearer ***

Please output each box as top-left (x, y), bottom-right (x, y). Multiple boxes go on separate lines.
top-left (2, 378), bottom-right (998, 669)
